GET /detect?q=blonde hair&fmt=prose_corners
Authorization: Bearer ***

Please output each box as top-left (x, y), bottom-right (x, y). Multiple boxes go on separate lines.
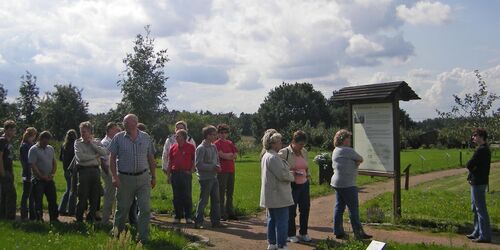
top-left (333, 129), bottom-right (352, 147)
top-left (175, 120), bottom-right (188, 130)
top-left (22, 127), bottom-right (38, 143)
top-left (79, 121), bottom-right (92, 132)
top-left (260, 129), bottom-right (282, 157)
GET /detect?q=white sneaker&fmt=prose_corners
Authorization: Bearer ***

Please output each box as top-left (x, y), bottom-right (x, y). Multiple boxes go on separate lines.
top-left (267, 244), bottom-right (278, 250)
top-left (278, 246), bottom-right (289, 250)
top-left (186, 218), bottom-right (193, 224)
top-left (299, 234), bottom-right (312, 242)
top-left (173, 218), bottom-right (181, 224)
top-left (287, 236), bottom-right (299, 243)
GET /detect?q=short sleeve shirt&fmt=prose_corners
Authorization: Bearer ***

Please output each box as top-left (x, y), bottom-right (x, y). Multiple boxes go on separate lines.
top-left (109, 130), bottom-right (155, 173)
top-left (169, 143), bottom-right (196, 172)
top-left (0, 137), bottom-right (14, 172)
top-left (214, 139), bottom-right (238, 173)
top-left (28, 144), bottom-right (55, 181)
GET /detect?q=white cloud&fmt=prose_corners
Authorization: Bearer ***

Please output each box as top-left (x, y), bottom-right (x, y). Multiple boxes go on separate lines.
top-left (396, 1), bottom-right (451, 25)
top-left (346, 34), bottom-right (384, 57)
top-left (0, 54), bottom-right (6, 64)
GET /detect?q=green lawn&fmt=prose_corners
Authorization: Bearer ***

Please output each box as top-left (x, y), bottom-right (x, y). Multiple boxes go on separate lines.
top-left (316, 238), bottom-right (481, 250)
top-left (0, 221), bottom-right (190, 250)
top-left (361, 166), bottom-right (500, 233)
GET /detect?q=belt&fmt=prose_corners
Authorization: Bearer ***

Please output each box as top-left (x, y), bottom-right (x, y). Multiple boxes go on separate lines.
top-left (77, 165), bottom-right (99, 170)
top-left (118, 169), bottom-right (148, 176)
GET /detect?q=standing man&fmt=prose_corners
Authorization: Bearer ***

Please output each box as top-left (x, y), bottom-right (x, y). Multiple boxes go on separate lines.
top-left (465, 128), bottom-right (492, 243)
top-left (162, 121), bottom-right (196, 175)
top-left (214, 124), bottom-right (238, 221)
top-left (0, 120), bottom-right (17, 220)
top-left (100, 122), bottom-right (121, 224)
top-left (109, 114), bottom-right (156, 242)
top-left (194, 125), bottom-right (223, 229)
top-left (167, 129), bottom-right (196, 224)
top-left (74, 121), bottom-right (108, 222)
top-left (29, 131), bottom-right (59, 222)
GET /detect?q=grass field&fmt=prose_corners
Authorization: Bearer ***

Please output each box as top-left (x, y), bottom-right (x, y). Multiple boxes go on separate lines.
top-left (315, 238), bottom-right (481, 250)
top-left (360, 165), bottom-right (500, 233)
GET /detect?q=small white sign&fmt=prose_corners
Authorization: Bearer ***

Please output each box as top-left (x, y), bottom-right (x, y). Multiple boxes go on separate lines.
top-left (366, 240), bottom-right (386, 250)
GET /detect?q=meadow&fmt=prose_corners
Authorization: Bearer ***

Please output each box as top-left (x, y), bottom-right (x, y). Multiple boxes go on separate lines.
top-left (360, 166), bottom-right (500, 233)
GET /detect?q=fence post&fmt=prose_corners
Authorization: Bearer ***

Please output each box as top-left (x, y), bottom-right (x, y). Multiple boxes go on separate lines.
top-left (403, 164), bottom-right (411, 190)
top-left (459, 151), bottom-right (463, 166)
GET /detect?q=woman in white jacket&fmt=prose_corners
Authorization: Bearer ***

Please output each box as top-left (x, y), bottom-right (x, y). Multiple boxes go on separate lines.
top-left (260, 129), bottom-right (295, 250)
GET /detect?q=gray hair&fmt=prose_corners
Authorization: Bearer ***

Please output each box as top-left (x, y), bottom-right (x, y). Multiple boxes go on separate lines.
top-left (260, 129), bottom-right (282, 157)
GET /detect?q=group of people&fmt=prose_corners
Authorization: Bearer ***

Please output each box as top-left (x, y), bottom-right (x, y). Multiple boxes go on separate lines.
top-left (0, 115), bottom-right (493, 247)
top-left (260, 128), bottom-right (492, 250)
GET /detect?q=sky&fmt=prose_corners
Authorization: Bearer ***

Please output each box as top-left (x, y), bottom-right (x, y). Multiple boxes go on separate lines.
top-left (0, 0), bottom-right (499, 121)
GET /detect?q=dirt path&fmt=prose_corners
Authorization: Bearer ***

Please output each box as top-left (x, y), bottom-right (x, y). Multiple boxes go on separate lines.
top-left (153, 162), bottom-right (500, 250)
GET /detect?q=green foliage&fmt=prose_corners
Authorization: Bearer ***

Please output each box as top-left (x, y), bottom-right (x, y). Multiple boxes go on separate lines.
top-left (17, 71), bottom-right (40, 127)
top-left (316, 238), bottom-right (471, 250)
top-left (0, 82), bottom-right (19, 122)
top-left (37, 84), bottom-right (89, 140)
top-left (117, 25), bottom-right (169, 126)
top-left (253, 82), bottom-right (329, 138)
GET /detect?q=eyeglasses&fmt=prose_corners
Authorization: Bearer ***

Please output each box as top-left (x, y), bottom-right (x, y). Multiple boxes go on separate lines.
top-left (219, 131), bottom-right (229, 134)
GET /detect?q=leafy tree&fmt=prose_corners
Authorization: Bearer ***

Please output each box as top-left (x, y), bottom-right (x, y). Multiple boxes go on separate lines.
top-left (17, 71), bottom-right (40, 127)
top-left (117, 25), bottom-right (169, 126)
top-left (0, 83), bottom-right (19, 122)
top-left (253, 82), bottom-right (329, 138)
top-left (437, 70), bottom-right (499, 142)
top-left (38, 84), bottom-right (89, 140)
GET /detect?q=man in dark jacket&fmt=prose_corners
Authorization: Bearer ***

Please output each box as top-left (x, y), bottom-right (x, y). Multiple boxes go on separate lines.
top-left (465, 128), bottom-right (491, 243)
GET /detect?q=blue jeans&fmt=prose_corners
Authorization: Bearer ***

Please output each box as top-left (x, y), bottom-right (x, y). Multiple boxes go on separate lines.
top-left (195, 178), bottom-right (220, 225)
top-left (333, 186), bottom-right (362, 235)
top-left (267, 207), bottom-right (289, 248)
top-left (58, 169), bottom-right (72, 213)
top-left (470, 185), bottom-right (491, 240)
top-left (289, 181), bottom-right (310, 236)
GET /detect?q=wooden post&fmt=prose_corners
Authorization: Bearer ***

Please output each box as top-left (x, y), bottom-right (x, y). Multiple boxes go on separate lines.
top-left (393, 99), bottom-right (401, 220)
top-left (460, 151), bottom-right (463, 166)
top-left (403, 164), bottom-right (411, 190)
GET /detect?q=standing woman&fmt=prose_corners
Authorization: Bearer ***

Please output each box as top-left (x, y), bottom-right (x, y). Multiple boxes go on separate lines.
top-left (58, 129), bottom-right (77, 215)
top-left (19, 127), bottom-right (38, 220)
top-left (330, 129), bottom-right (372, 240)
top-left (279, 130), bottom-right (311, 243)
top-left (260, 129), bottom-right (295, 250)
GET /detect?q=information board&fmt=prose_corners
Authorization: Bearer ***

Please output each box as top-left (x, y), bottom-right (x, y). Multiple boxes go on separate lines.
top-left (352, 103), bottom-right (394, 173)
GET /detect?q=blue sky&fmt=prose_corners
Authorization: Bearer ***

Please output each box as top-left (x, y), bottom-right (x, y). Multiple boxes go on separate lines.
top-left (0, 0), bottom-right (498, 121)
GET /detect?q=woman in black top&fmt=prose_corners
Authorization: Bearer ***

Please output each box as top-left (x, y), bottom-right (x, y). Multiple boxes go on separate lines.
top-left (19, 127), bottom-right (38, 220)
top-left (58, 129), bottom-right (77, 215)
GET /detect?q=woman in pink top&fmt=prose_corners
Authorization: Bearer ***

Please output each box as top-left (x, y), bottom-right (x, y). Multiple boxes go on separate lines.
top-left (278, 130), bottom-right (312, 243)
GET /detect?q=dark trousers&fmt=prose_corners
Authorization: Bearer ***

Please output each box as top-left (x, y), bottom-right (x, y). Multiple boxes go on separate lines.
top-left (58, 169), bottom-right (72, 214)
top-left (0, 171), bottom-right (16, 220)
top-left (20, 180), bottom-right (35, 220)
top-left (76, 167), bottom-right (101, 222)
top-left (333, 186), bottom-right (362, 236)
top-left (217, 172), bottom-right (235, 219)
top-left (32, 179), bottom-right (58, 221)
top-left (288, 181), bottom-right (310, 236)
top-left (68, 170), bottom-right (78, 215)
top-left (171, 172), bottom-right (193, 219)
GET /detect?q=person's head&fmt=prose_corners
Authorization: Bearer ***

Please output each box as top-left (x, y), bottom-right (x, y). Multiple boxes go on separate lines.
top-left (217, 123), bottom-right (230, 140)
top-left (175, 121), bottom-right (188, 131)
top-left (472, 128), bottom-right (488, 145)
top-left (175, 129), bottom-right (188, 145)
top-left (262, 129), bottom-right (283, 152)
top-left (3, 120), bottom-right (16, 139)
top-left (137, 123), bottom-right (147, 131)
top-left (63, 129), bottom-right (78, 147)
top-left (334, 129), bottom-right (352, 147)
top-left (38, 131), bottom-right (52, 147)
top-left (79, 121), bottom-right (93, 142)
top-left (123, 114), bottom-right (139, 133)
top-left (291, 130), bottom-right (307, 152)
top-left (22, 127), bottom-right (38, 144)
top-left (202, 125), bottom-right (217, 142)
top-left (106, 122), bottom-right (120, 138)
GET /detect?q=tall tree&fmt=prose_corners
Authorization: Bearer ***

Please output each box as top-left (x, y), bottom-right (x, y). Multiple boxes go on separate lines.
top-left (17, 71), bottom-right (40, 126)
top-left (38, 84), bottom-right (89, 140)
top-left (0, 83), bottom-right (18, 121)
top-left (437, 69), bottom-right (499, 141)
top-left (117, 25), bottom-right (169, 126)
top-left (253, 82), bottom-right (329, 137)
